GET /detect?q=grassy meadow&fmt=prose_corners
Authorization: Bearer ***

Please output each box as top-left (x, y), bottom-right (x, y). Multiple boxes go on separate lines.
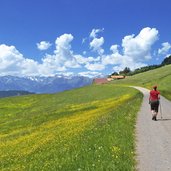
top-left (1, 64), bottom-right (171, 171)
top-left (0, 84), bottom-right (142, 171)
top-left (112, 64), bottom-right (171, 100)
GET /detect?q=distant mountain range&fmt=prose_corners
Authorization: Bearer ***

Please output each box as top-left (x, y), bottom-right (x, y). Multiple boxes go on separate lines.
top-left (0, 75), bottom-right (93, 94)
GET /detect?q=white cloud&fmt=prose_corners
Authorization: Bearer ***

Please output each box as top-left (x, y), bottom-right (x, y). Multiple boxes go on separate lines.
top-left (122, 27), bottom-right (158, 61)
top-left (112, 61), bottom-right (146, 73)
top-left (37, 41), bottom-right (52, 50)
top-left (0, 27), bottom-right (161, 77)
top-left (75, 55), bottom-right (100, 65)
top-left (110, 45), bottom-right (119, 53)
top-left (55, 72), bottom-right (74, 77)
top-left (41, 54), bottom-right (67, 73)
top-left (101, 27), bottom-right (159, 72)
top-left (0, 44), bottom-right (39, 76)
top-left (0, 44), bottom-right (23, 69)
top-left (90, 37), bottom-right (104, 55)
top-left (89, 28), bottom-right (105, 55)
top-left (158, 42), bottom-right (171, 55)
top-left (54, 34), bottom-right (80, 68)
top-left (102, 53), bottom-right (123, 65)
top-left (0, 34), bottom-right (82, 77)
top-left (0, 33), bottom-right (81, 77)
top-left (78, 71), bottom-right (104, 78)
top-left (85, 63), bottom-right (105, 71)
top-left (41, 34), bottom-right (80, 75)
top-left (55, 34), bottom-right (73, 51)
top-left (90, 28), bottom-right (104, 38)
top-left (21, 59), bottom-right (40, 76)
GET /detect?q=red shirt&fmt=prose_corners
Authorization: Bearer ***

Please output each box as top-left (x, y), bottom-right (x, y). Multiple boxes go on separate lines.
top-left (149, 90), bottom-right (160, 101)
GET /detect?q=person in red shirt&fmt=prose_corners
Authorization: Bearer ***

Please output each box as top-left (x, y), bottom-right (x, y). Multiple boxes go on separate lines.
top-left (149, 85), bottom-right (160, 121)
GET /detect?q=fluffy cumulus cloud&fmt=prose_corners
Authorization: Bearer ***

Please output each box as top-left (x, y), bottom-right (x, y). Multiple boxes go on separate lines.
top-left (110, 45), bottom-right (119, 54)
top-left (89, 28), bottom-right (104, 55)
top-left (85, 63), bottom-right (105, 71)
top-left (0, 34), bottom-right (81, 76)
top-left (0, 44), bottom-right (23, 70)
top-left (0, 44), bottom-right (39, 76)
top-left (37, 41), bottom-right (52, 50)
top-left (40, 34), bottom-right (80, 75)
top-left (0, 27), bottom-right (161, 77)
top-left (54, 34), bottom-right (80, 68)
top-left (122, 27), bottom-right (158, 61)
top-left (75, 55), bottom-right (100, 65)
top-left (90, 37), bottom-right (104, 55)
top-left (158, 42), bottom-right (171, 55)
top-left (101, 27), bottom-right (159, 71)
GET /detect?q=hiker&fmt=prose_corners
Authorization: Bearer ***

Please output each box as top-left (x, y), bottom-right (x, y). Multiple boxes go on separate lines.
top-left (149, 85), bottom-right (160, 121)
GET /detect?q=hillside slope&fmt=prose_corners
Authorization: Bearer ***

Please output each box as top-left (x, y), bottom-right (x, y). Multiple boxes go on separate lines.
top-left (0, 84), bottom-right (142, 171)
top-left (1, 65), bottom-right (171, 170)
top-left (111, 64), bottom-right (171, 100)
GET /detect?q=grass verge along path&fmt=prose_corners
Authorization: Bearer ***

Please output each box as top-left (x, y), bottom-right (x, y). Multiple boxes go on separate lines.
top-left (111, 64), bottom-right (171, 101)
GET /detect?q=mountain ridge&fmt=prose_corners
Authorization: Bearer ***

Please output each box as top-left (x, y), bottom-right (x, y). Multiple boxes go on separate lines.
top-left (0, 75), bottom-right (93, 93)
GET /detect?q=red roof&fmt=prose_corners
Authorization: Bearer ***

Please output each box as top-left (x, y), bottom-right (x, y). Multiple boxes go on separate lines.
top-left (93, 78), bottom-right (108, 84)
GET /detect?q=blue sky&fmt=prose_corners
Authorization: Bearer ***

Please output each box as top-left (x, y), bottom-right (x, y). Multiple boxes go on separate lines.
top-left (0, 0), bottom-right (171, 77)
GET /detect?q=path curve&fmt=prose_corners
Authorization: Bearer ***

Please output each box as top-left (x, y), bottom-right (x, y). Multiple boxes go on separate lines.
top-left (132, 86), bottom-right (171, 171)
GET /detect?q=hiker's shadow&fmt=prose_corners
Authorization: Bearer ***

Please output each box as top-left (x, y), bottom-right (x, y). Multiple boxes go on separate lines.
top-left (157, 118), bottom-right (171, 121)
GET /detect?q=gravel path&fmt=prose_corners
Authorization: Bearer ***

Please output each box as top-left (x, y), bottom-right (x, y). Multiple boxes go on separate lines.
top-left (132, 86), bottom-right (171, 171)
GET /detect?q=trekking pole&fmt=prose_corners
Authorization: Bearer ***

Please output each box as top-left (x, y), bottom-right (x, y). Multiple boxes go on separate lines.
top-left (159, 100), bottom-right (163, 120)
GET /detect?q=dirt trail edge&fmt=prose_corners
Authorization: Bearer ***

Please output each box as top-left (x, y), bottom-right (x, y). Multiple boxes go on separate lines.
top-left (132, 86), bottom-right (171, 171)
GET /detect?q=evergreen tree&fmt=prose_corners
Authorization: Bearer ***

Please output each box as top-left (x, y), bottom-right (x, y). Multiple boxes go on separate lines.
top-left (161, 55), bottom-right (171, 65)
top-left (119, 67), bottom-right (131, 75)
top-left (111, 72), bottom-right (119, 75)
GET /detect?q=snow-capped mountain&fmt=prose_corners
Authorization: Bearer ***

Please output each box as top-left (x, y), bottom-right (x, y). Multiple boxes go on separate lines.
top-left (0, 75), bottom-right (93, 94)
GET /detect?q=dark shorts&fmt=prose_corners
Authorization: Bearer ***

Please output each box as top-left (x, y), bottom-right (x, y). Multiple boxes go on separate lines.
top-left (150, 100), bottom-right (159, 112)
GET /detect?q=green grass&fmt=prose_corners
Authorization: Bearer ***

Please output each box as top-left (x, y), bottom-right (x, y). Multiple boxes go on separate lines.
top-left (0, 84), bottom-right (142, 171)
top-left (1, 64), bottom-right (171, 170)
top-left (111, 64), bottom-right (171, 100)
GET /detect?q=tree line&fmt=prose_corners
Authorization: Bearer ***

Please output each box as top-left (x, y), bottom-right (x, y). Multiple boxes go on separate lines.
top-left (110, 55), bottom-right (171, 77)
